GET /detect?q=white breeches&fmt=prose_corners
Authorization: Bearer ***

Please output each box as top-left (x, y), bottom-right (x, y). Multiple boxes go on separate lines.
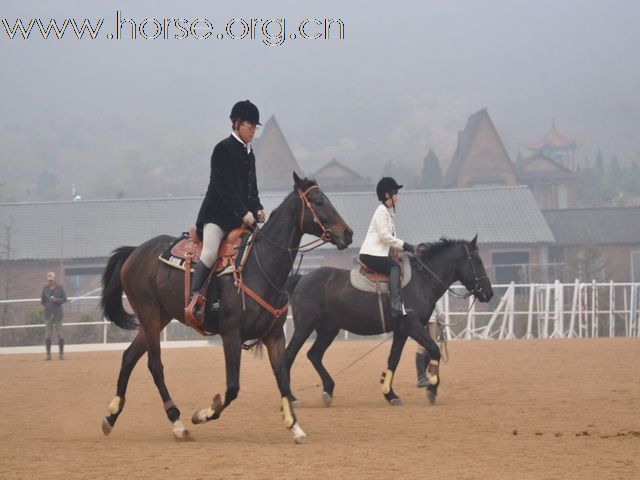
top-left (200, 223), bottom-right (227, 268)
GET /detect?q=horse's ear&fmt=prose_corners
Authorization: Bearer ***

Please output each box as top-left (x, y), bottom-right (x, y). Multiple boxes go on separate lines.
top-left (470, 234), bottom-right (478, 248)
top-left (293, 171), bottom-right (303, 189)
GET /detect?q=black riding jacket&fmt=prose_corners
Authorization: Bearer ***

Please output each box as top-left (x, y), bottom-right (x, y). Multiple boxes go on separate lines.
top-left (196, 135), bottom-right (263, 231)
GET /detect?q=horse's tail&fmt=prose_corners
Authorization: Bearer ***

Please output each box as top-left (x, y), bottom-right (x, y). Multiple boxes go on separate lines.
top-left (286, 273), bottom-right (303, 296)
top-left (100, 246), bottom-right (139, 330)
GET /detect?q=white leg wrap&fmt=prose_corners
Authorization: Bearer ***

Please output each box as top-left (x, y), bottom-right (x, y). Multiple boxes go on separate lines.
top-left (291, 422), bottom-right (307, 444)
top-left (192, 409), bottom-right (209, 424)
top-left (172, 419), bottom-right (187, 439)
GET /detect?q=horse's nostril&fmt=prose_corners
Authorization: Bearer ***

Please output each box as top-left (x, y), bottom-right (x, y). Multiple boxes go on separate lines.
top-left (345, 227), bottom-right (354, 241)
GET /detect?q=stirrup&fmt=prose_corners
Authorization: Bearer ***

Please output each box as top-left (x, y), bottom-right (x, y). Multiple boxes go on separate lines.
top-left (184, 293), bottom-right (204, 328)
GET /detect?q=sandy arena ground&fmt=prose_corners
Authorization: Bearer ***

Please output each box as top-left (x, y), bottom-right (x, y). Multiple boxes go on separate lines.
top-left (0, 338), bottom-right (638, 480)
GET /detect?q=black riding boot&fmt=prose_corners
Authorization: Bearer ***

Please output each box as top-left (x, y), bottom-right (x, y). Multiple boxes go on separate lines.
top-left (389, 264), bottom-right (405, 326)
top-left (191, 261), bottom-right (211, 296)
top-left (45, 339), bottom-right (51, 361)
top-left (186, 261), bottom-right (213, 323)
top-left (416, 352), bottom-right (429, 388)
top-left (59, 338), bottom-right (64, 360)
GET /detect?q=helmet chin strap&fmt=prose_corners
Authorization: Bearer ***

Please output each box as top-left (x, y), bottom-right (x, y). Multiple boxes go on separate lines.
top-left (386, 194), bottom-right (396, 213)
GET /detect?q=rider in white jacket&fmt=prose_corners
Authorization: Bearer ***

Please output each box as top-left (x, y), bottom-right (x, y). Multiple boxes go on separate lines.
top-left (359, 177), bottom-right (414, 325)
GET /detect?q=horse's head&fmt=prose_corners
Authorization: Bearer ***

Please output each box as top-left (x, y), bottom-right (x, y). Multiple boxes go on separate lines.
top-left (293, 172), bottom-right (353, 250)
top-left (456, 235), bottom-right (493, 302)
top-left (416, 235), bottom-right (493, 302)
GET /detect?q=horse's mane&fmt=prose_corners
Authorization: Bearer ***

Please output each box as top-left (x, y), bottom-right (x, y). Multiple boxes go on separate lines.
top-left (416, 237), bottom-right (468, 261)
top-left (267, 177), bottom-right (319, 219)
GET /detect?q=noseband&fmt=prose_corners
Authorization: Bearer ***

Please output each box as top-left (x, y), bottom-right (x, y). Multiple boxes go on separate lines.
top-left (463, 244), bottom-right (489, 298)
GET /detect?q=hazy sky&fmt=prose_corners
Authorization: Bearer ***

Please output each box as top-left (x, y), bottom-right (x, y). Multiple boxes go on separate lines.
top-left (1, 0), bottom-right (639, 198)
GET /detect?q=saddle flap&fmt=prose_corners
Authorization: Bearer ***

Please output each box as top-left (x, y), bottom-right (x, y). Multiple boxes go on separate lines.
top-left (170, 236), bottom-right (202, 263)
top-left (357, 258), bottom-right (404, 283)
top-left (161, 226), bottom-right (250, 275)
top-left (350, 254), bottom-right (412, 293)
top-left (213, 226), bottom-right (249, 272)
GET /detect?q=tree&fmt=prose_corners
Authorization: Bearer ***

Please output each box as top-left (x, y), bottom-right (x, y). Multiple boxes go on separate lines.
top-left (421, 149), bottom-right (443, 189)
top-left (595, 149), bottom-right (605, 177)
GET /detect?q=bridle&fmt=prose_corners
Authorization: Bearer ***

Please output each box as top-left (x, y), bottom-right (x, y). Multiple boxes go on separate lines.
top-left (237, 184), bottom-right (337, 348)
top-left (462, 244), bottom-right (489, 299)
top-left (412, 243), bottom-right (488, 300)
top-left (254, 184), bottom-right (335, 253)
top-left (296, 185), bottom-right (333, 249)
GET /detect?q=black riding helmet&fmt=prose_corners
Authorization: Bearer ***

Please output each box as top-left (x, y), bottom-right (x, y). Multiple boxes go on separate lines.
top-left (376, 177), bottom-right (403, 202)
top-left (230, 100), bottom-right (261, 125)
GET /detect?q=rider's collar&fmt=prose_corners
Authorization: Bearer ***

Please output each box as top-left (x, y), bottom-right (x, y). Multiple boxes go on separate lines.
top-left (231, 131), bottom-right (252, 154)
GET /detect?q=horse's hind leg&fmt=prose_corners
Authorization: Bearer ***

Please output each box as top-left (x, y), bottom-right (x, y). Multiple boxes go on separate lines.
top-left (140, 308), bottom-right (190, 440)
top-left (264, 328), bottom-right (307, 444)
top-left (102, 330), bottom-right (147, 435)
top-left (306, 325), bottom-right (340, 406)
top-left (382, 331), bottom-right (409, 406)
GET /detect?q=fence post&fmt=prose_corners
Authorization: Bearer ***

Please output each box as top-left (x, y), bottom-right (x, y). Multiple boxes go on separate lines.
top-left (465, 295), bottom-right (475, 340)
top-left (592, 280), bottom-right (598, 338)
top-left (631, 284), bottom-right (638, 337)
top-left (505, 282), bottom-right (516, 339)
top-left (609, 281), bottom-right (615, 338)
top-left (568, 279), bottom-right (579, 338)
top-left (542, 284), bottom-right (551, 339)
top-left (525, 283), bottom-right (534, 339)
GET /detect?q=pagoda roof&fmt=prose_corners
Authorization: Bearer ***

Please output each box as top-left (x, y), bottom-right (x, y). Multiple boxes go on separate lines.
top-left (528, 119), bottom-right (576, 150)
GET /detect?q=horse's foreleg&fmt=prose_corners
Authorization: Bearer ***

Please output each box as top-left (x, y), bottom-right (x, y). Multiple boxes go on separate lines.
top-left (408, 321), bottom-right (442, 404)
top-left (145, 318), bottom-right (189, 440)
top-left (264, 328), bottom-right (307, 444)
top-left (382, 331), bottom-right (409, 406)
top-left (283, 315), bottom-right (317, 407)
top-left (102, 331), bottom-right (147, 436)
top-left (191, 331), bottom-right (241, 425)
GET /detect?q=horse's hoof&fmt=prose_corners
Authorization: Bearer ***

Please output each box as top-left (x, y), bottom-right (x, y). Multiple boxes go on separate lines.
top-left (191, 409), bottom-right (208, 425)
top-left (321, 391), bottom-right (333, 407)
top-left (101, 417), bottom-right (113, 436)
top-left (427, 386), bottom-right (437, 405)
top-left (172, 420), bottom-right (192, 440)
top-left (389, 398), bottom-right (403, 406)
top-left (291, 423), bottom-right (307, 444)
top-left (291, 399), bottom-right (301, 409)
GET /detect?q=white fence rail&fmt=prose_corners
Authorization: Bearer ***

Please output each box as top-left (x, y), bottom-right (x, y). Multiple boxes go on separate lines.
top-left (1, 281), bottom-right (639, 353)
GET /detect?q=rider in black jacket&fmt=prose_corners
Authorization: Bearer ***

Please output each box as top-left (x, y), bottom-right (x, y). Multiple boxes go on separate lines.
top-left (187, 100), bottom-right (265, 323)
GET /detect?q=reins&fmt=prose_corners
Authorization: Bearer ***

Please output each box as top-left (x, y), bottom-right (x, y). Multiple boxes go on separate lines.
top-left (297, 334), bottom-right (393, 392)
top-left (252, 185), bottom-right (332, 254)
top-left (410, 244), bottom-right (488, 300)
top-left (237, 184), bottom-right (334, 349)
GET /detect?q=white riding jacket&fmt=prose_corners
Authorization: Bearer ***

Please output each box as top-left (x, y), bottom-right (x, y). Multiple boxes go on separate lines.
top-left (359, 204), bottom-right (405, 257)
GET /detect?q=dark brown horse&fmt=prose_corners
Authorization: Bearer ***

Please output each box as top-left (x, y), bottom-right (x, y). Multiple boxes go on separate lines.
top-left (285, 236), bottom-right (493, 407)
top-left (100, 173), bottom-right (352, 443)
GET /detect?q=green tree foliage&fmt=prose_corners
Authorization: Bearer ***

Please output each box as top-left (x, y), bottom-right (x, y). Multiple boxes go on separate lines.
top-left (577, 150), bottom-right (640, 206)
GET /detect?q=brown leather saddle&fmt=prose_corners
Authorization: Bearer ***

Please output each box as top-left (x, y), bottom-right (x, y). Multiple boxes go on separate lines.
top-left (168, 225), bottom-right (249, 274)
top-left (357, 258), bottom-right (404, 283)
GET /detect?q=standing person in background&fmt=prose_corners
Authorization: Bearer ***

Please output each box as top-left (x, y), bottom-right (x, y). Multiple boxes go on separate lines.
top-left (41, 272), bottom-right (67, 361)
